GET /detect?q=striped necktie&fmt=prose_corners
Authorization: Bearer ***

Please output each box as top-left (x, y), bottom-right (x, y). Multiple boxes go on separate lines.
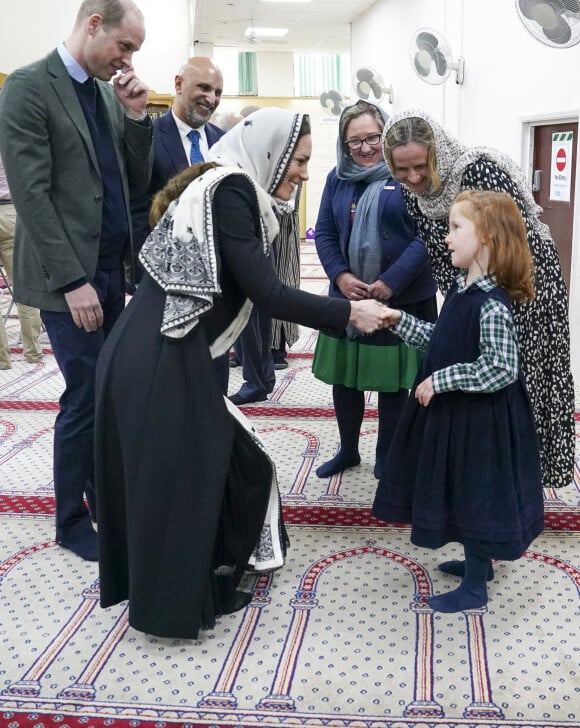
top-left (187, 129), bottom-right (204, 164)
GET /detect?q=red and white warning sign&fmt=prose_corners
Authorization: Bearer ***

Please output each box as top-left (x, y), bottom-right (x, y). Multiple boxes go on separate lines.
top-left (550, 131), bottom-right (573, 202)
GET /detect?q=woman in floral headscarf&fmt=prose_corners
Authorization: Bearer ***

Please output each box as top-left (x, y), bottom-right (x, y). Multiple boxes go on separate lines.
top-left (94, 108), bottom-right (389, 640)
top-left (382, 109), bottom-right (574, 494)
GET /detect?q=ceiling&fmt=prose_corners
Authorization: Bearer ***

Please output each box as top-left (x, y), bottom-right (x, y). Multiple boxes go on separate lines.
top-left (192, 0), bottom-right (378, 54)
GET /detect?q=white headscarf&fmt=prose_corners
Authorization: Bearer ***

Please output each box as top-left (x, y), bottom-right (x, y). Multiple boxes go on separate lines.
top-left (139, 108), bottom-right (307, 339)
top-left (208, 106), bottom-right (302, 206)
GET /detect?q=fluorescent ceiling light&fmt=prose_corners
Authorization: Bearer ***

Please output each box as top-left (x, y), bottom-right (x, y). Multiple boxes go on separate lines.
top-left (261, 0), bottom-right (311, 3)
top-left (245, 27), bottom-right (289, 38)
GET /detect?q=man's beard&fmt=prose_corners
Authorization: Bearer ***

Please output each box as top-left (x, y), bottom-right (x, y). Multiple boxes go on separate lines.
top-left (187, 107), bottom-right (212, 127)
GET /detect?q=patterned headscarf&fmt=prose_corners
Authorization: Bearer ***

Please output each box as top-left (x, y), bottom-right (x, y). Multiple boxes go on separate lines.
top-left (382, 109), bottom-right (549, 238)
top-left (139, 108), bottom-right (307, 339)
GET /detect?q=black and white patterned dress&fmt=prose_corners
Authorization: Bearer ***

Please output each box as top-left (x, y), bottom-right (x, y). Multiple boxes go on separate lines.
top-left (271, 199), bottom-right (301, 351)
top-left (402, 158), bottom-right (575, 490)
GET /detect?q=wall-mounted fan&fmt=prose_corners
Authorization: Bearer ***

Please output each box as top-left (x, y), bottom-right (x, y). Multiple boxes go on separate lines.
top-left (353, 66), bottom-right (394, 105)
top-left (319, 89), bottom-right (344, 116)
top-left (515, 0), bottom-right (580, 48)
top-left (410, 28), bottom-right (465, 85)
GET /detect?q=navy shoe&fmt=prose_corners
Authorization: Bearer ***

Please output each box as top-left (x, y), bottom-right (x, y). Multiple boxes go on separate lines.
top-left (57, 531), bottom-right (98, 561)
top-left (229, 391), bottom-right (268, 406)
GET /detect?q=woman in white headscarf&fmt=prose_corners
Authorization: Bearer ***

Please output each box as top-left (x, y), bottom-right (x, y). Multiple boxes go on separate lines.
top-left (382, 109), bottom-right (574, 493)
top-left (94, 108), bottom-right (389, 640)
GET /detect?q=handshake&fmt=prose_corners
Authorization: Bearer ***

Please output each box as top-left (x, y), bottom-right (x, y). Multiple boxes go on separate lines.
top-left (337, 271), bottom-right (402, 333)
top-left (348, 300), bottom-right (402, 334)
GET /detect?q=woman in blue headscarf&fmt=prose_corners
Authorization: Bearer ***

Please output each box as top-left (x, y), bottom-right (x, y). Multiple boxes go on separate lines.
top-left (312, 99), bottom-right (438, 480)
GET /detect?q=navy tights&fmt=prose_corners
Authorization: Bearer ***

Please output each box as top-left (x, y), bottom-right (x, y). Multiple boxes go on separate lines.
top-left (428, 546), bottom-right (490, 613)
top-left (316, 385), bottom-right (407, 478)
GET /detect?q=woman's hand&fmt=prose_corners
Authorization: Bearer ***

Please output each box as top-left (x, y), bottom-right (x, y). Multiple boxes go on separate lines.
top-left (367, 279), bottom-right (393, 302)
top-left (349, 299), bottom-right (391, 333)
top-left (336, 271), bottom-right (369, 301)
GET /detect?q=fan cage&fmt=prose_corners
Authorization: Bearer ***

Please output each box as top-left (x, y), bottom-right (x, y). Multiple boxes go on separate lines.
top-left (515, 0), bottom-right (580, 48)
top-left (409, 27), bottom-right (453, 85)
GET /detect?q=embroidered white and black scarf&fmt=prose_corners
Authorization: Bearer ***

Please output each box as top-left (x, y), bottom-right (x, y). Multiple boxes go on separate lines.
top-left (139, 108), bottom-right (306, 340)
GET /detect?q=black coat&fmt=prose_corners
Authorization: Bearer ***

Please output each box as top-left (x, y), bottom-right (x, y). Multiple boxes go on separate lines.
top-left (95, 175), bottom-right (350, 639)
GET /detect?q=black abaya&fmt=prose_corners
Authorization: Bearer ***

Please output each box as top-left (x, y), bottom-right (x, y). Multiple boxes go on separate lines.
top-left (95, 176), bottom-right (350, 638)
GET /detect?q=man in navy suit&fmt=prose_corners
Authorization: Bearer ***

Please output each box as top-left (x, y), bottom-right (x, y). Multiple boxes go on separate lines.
top-left (130, 57), bottom-right (229, 390)
top-left (131, 57), bottom-right (224, 254)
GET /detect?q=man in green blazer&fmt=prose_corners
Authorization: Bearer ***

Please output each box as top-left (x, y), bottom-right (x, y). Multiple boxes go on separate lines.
top-left (0, 0), bottom-right (153, 561)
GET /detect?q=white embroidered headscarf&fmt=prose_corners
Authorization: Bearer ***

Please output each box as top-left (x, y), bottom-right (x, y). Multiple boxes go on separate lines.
top-left (139, 108), bottom-right (307, 339)
top-left (382, 108), bottom-right (550, 239)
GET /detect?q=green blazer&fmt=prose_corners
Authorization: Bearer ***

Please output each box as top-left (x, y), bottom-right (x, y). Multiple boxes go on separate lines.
top-left (0, 49), bottom-right (153, 311)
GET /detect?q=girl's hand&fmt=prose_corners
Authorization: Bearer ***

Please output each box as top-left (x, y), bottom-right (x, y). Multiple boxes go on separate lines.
top-left (381, 306), bottom-right (402, 327)
top-left (415, 376), bottom-right (434, 407)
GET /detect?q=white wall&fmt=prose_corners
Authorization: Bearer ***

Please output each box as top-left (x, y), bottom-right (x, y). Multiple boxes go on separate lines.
top-left (0, 0), bottom-right (191, 93)
top-left (352, 0), bottom-right (580, 151)
top-left (0, 3), bottom-right (291, 97)
top-left (257, 53), bottom-right (295, 97)
top-left (0, 1), bottom-right (79, 72)
top-left (0, 2), bottom-right (317, 229)
top-left (138, 0), bottom-right (191, 92)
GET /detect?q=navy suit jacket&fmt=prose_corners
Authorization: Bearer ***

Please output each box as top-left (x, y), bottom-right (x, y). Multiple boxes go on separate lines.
top-left (315, 169), bottom-right (437, 306)
top-left (131, 111), bottom-right (225, 251)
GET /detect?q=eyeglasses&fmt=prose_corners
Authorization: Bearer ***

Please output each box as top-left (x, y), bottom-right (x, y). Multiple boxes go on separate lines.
top-left (345, 133), bottom-right (382, 150)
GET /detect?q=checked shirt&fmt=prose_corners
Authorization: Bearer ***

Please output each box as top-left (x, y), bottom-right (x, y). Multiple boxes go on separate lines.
top-left (394, 273), bottom-right (519, 394)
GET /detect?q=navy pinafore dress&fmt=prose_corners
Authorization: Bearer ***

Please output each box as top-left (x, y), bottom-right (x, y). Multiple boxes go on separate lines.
top-left (372, 283), bottom-right (544, 560)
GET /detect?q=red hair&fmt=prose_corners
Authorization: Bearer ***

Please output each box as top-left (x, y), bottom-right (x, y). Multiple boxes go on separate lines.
top-left (453, 190), bottom-right (535, 302)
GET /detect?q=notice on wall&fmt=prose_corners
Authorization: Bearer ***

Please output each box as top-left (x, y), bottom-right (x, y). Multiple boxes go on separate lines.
top-left (550, 131), bottom-right (574, 202)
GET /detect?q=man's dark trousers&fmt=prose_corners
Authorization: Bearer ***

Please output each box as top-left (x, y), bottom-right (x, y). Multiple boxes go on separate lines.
top-left (41, 266), bottom-right (125, 546)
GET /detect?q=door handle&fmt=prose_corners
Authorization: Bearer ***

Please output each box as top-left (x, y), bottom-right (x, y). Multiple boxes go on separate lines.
top-left (532, 169), bottom-right (542, 192)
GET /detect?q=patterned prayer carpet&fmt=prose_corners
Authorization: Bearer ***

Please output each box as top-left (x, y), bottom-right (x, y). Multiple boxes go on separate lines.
top-left (1, 242), bottom-right (579, 728)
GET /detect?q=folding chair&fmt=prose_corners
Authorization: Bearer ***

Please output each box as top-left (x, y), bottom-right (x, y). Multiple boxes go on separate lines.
top-left (0, 262), bottom-right (16, 324)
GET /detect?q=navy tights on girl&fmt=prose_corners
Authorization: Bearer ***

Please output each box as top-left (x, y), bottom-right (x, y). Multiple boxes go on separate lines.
top-left (428, 547), bottom-right (490, 613)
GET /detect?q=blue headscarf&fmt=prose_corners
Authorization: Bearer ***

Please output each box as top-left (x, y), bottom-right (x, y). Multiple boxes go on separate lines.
top-left (335, 99), bottom-right (391, 286)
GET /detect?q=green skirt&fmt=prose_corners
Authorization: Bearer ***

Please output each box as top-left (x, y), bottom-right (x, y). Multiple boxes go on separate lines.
top-left (312, 333), bottom-right (422, 392)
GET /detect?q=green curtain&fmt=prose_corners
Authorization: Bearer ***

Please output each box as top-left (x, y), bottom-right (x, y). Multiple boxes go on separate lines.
top-left (294, 53), bottom-right (347, 97)
top-left (238, 52), bottom-right (258, 95)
